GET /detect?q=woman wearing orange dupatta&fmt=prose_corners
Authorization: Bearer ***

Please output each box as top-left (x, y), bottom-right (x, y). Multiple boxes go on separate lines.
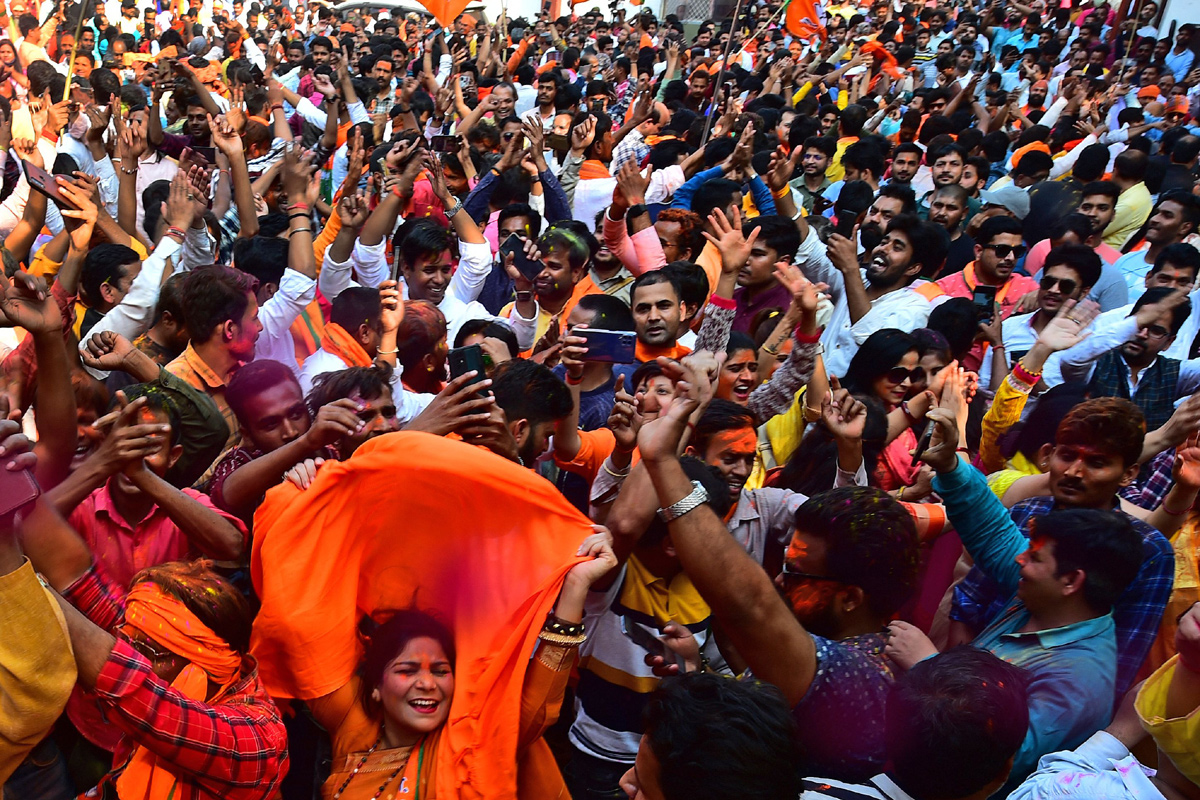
top-left (251, 433), bottom-right (620, 799)
top-left (310, 533), bottom-right (616, 800)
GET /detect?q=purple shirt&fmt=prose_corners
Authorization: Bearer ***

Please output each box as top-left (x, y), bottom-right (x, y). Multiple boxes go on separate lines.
top-left (733, 282), bottom-right (794, 334)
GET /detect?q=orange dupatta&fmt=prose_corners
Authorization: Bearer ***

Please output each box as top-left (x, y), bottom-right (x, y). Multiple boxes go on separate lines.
top-left (251, 433), bottom-right (593, 799)
top-left (578, 160), bottom-right (611, 180)
top-left (321, 323), bottom-right (373, 368)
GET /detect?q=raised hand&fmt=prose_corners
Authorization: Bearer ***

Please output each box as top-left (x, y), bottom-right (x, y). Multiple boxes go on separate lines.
top-left (404, 372), bottom-right (497, 436)
top-left (702, 206), bottom-right (759, 276)
top-left (1173, 432), bottom-right (1200, 491)
top-left (12, 137), bottom-right (42, 168)
top-left (615, 159), bottom-right (651, 206)
top-left (765, 144), bottom-right (800, 195)
top-left (884, 620), bottom-right (939, 670)
top-left (565, 525), bottom-right (619, 587)
top-left (608, 389), bottom-right (641, 453)
top-left (822, 377), bottom-right (867, 441)
top-left (164, 172), bottom-right (195, 230)
top-left (80, 331), bottom-right (146, 376)
top-left (302, 399), bottom-right (364, 449)
top-left (0, 271), bottom-right (60, 334)
top-left (378, 280), bottom-right (404, 333)
top-left (336, 192), bottom-right (370, 228)
top-left (1037, 298), bottom-right (1100, 352)
top-left (571, 115), bottom-right (596, 154)
top-left (208, 112), bottom-right (244, 156)
top-left (773, 262), bottom-right (827, 317)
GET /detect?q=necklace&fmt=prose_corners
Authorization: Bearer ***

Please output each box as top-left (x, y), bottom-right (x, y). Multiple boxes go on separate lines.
top-left (331, 737), bottom-right (425, 800)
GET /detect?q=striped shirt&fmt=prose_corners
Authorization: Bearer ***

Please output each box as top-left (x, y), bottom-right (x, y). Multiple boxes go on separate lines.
top-left (569, 556), bottom-right (713, 765)
top-left (801, 774), bottom-right (917, 800)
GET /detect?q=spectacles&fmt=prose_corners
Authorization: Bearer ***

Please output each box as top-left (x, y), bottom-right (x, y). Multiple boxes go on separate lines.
top-left (1138, 324), bottom-right (1171, 339)
top-left (984, 243), bottom-right (1028, 259)
top-left (781, 562), bottom-right (850, 585)
top-left (116, 623), bottom-right (175, 662)
top-left (885, 365), bottom-right (926, 384)
top-left (1039, 275), bottom-right (1078, 294)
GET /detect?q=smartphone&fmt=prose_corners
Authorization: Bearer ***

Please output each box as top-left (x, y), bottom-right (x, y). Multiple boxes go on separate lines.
top-left (833, 211), bottom-right (857, 239)
top-left (910, 418), bottom-right (936, 467)
top-left (547, 50), bottom-right (561, 62)
top-left (448, 344), bottom-right (487, 393)
top-left (620, 615), bottom-right (669, 660)
top-left (500, 233), bottom-right (544, 282)
top-left (973, 284), bottom-right (998, 324)
top-left (430, 134), bottom-right (461, 153)
top-left (546, 132), bottom-right (570, 151)
top-left (23, 161), bottom-right (76, 208)
top-left (0, 462), bottom-right (40, 519)
top-left (580, 328), bottom-right (636, 364)
top-left (192, 145), bottom-right (217, 164)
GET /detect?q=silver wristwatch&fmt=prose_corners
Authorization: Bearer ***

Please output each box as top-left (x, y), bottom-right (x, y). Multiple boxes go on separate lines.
top-left (657, 481), bottom-right (708, 523)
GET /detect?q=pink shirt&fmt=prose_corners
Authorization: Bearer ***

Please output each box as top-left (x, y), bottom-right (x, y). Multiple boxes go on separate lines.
top-left (1027, 238), bottom-right (1121, 277)
top-left (932, 264), bottom-right (1040, 372)
top-left (69, 482), bottom-right (248, 593)
top-left (602, 210), bottom-right (668, 275)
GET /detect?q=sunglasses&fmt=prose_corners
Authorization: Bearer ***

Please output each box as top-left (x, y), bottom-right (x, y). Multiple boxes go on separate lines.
top-left (1039, 275), bottom-right (1078, 294)
top-left (116, 623), bottom-right (175, 662)
top-left (781, 562), bottom-right (850, 585)
top-left (984, 243), bottom-right (1028, 259)
top-left (885, 365), bottom-right (926, 384)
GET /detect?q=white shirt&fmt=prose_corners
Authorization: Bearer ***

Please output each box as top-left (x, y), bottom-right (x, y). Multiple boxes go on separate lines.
top-left (1057, 315), bottom-right (1200, 396)
top-left (297, 348), bottom-right (434, 425)
top-left (252, 268), bottom-right (317, 377)
top-left (794, 227), bottom-right (934, 377)
top-left (1007, 732), bottom-right (1164, 800)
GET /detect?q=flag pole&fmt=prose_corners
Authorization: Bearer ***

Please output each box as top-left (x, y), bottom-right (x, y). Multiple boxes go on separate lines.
top-left (62, 1), bottom-right (88, 103)
top-left (698, 0), bottom-right (748, 147)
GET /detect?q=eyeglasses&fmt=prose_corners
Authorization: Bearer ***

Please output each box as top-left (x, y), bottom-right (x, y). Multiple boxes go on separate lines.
top-left (781, 562), bottom-right (850, 585)
top-left (1138, 324), bottom-right (1171, 339)
top-left (116, 623), bottom-right (175, 662)
top-left (1039, 275), bottom-right (1078, 295)
top-left (984, 243), bottom-right (1028, 259)
top-left (885, 365), bottom-right (926, 384)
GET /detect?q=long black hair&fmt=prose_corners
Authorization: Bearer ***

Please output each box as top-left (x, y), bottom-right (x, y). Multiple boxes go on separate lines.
top-left (840, 329), bottom-right (919, 398)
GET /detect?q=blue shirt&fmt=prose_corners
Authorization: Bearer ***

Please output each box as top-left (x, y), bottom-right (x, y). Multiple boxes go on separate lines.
top-left (933, 459), bottom-right (1124, 796)
top-left (949, 488), bottom-right (1173, 696)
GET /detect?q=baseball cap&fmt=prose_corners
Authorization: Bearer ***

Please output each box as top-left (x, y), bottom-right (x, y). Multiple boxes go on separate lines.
top-left (979, 185), bottom-right (1031, 220)
top-left (1137, 84), bottom-right (1161, 100)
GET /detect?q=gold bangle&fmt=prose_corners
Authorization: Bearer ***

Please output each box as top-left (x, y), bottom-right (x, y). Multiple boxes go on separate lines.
top-left (538, 630), bottom-right (586, 647)
top-left (762, 343), bottom-right (779, 356)
top-left (603, 463), bottom-right (630, 479)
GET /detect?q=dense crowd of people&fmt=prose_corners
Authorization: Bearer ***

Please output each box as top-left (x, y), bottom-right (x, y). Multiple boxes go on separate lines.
top-left (1, 0), bottom-right (1200, 797)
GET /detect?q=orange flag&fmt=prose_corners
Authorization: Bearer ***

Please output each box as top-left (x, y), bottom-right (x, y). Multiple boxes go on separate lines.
top-left (250, 432), bottom-right (594, 799)
top-left (785, 0), bottom-right (826, 41)
top-left (416, 0), bottom-right (472, 28)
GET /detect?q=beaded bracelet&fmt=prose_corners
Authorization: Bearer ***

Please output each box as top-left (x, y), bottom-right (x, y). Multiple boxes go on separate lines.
top-left (166, 225), bottom-right (188, 240)
top-left (543, 612), bottom-right (584, 638)
top-left (1011, 361), bottom-right (1041, 386)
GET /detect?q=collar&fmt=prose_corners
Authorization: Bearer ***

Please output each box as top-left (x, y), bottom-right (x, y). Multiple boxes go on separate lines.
top-left (998, 611), bottom-right (1115, 649)
top-left (962, 262), bottom-right (1018, 305)
top-left (181, 343), bottom-right (229, 390)
top-left (94, 481), bottom-right (164, 532)
top-left (872, 775), bottom-right (921, 800)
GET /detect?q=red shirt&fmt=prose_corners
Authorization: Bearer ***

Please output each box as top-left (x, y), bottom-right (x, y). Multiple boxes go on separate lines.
top-left (68, 482), bottom-right (248, 593)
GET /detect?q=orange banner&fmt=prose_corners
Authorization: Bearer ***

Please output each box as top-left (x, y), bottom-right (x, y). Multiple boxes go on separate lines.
top-left (418, 0), bottom-right (472, 28)
top-left (785, 0), bottom-right (825, 41)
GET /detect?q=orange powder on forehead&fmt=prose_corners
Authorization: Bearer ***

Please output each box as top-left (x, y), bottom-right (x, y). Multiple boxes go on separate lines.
top-left (710, 428), bottom-right (757, 455)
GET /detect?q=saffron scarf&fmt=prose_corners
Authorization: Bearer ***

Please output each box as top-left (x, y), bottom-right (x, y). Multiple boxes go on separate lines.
top-left (116, 583), bottom-right (242, 800)
top-left (251, 433), bottom-right (594, 799)
top-left (321, 323), bottom-right (373, 368)
top-left (578, 160), bottom-right (611, 180)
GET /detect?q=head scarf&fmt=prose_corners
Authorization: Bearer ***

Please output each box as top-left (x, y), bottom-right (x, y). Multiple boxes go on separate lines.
top-left (116, 582), bottom-right (241, 800)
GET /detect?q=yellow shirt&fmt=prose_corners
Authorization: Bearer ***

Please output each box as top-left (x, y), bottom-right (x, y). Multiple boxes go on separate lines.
top-left (1103, 181), bottom-right (1153, 249)
top-left (0, 560), bottom-right (76, 784)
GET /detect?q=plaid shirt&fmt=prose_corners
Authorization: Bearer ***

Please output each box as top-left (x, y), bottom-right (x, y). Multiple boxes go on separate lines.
top-left (1120, 447), bottom-right (1176, 511)
top-left (66, 567), bottom-right (289, 800)
top-left (950, 496), bottom-right (1174, 695)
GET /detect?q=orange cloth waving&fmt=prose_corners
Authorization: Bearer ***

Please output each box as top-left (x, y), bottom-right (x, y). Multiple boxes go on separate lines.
top-left (320, 323), bottom-right (373, 368)
top-left (785, 0), bottom-right (826, 41)
top-left (250, 433), bottom-right (595, 799)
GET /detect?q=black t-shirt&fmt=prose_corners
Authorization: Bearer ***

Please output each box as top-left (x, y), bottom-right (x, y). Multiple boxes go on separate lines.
top-left (943, 232), bottom-right (976, 276)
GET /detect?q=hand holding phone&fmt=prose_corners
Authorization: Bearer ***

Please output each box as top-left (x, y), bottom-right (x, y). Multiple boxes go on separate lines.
top-left (500, 233), bottom-right (543, 282)
top-left (448, 344), bottom-right (488, 396)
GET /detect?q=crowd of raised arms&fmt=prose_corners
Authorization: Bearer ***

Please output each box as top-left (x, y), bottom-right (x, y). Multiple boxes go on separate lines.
top-left (2, 0), bottom-right (1200, 797)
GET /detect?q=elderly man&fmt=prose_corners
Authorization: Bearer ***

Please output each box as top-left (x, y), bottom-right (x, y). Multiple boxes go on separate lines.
top-left (612, 101), bottom-right (670, 172)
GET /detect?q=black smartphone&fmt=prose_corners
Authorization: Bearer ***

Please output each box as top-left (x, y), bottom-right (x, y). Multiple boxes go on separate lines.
top-left (546, 132), bottom-right (570, 151)
top-left (580, 328), bottom-right (636, 363)
top-left (448, 344), bottom-right (487, 393)
top-left (500, 233), bottom-right (544, 282)
top-left (430, 134), bottom-right (461, 152)
top-left (973, 284), bottom-right (998, 324)
top-left (620, 615), bottom-right (669, 659)
top-left (833, 211), bottom-right (857, 239)
top-left (911, 419), bottom-right (936, 467)
top-left (0, 460), bottom-right (40, 518)
top-left (191, 145), bottom-right (217, 164)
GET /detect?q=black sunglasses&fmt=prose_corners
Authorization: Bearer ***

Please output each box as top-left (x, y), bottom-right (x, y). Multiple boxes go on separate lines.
top-left (1039, 275), bottom-right (1078, 295)
top-left (885, 365), bottom-right (926, 384)
top-left (984, 243), bottom-right (1028, 259)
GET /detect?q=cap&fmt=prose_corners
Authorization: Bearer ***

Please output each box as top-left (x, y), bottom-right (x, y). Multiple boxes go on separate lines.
top-left (1167, 97), bottom-right (1190, 115)
top-left (187, 36), bottom-right (207, 54)
top-left (1032, 79), bottom-right (1049, 91)
top-left (339, 22), bottom-right (354, 32)
top-left (1137, 84), bottom-right (1160, 99)
top-left (979, 185), bottom-right (1031, 220)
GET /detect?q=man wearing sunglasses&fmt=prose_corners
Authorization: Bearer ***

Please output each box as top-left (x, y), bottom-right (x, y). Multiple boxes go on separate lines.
top-left (979, 244), bottom-right (1103, 390)
top-left (1112, 191), bottom-right (1200, 295)
top-left (923, 216), bottom-right (1039, 372)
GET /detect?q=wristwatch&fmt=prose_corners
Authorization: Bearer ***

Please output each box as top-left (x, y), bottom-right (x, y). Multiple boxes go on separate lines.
top-left (657, 481), bottom-right (708, 523)
top-left (627, 202), bottom-right (648, 218)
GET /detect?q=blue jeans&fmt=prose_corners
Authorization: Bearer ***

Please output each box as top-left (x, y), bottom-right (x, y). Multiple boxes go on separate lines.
top-left (4, 738), bottom-right (74, 800)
